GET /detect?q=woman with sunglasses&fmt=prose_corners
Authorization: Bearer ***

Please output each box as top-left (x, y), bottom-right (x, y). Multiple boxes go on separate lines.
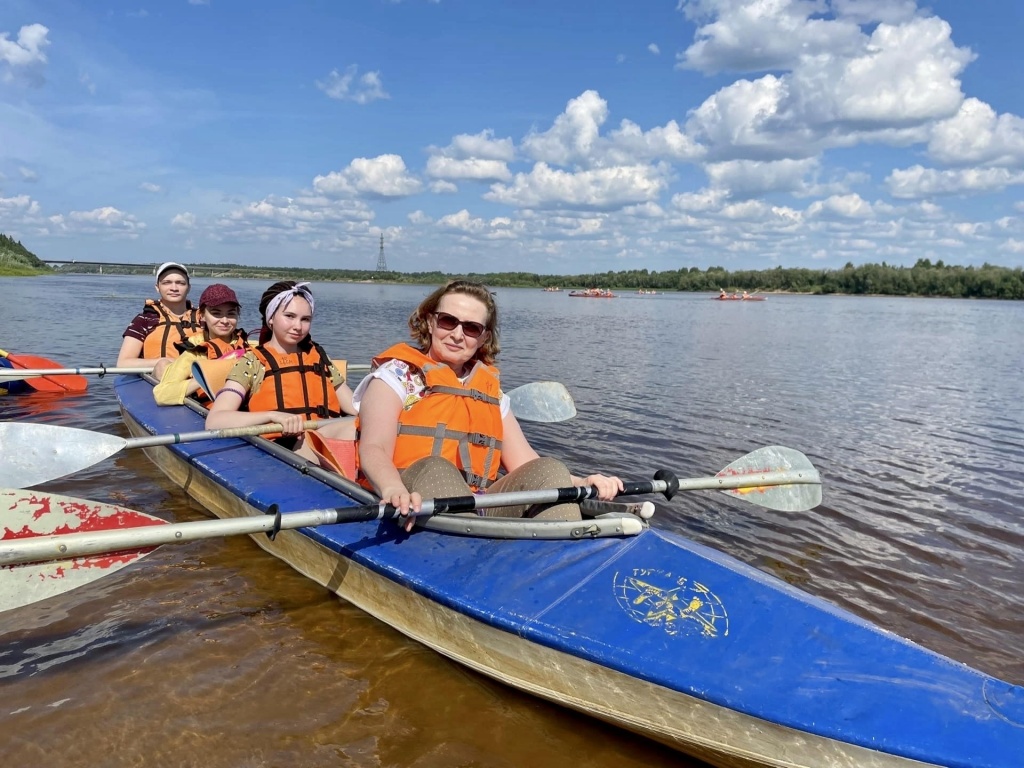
top-left (205, 280), bottom-right (356, 466)
top-left (354, 279), bottom-right (623, 529)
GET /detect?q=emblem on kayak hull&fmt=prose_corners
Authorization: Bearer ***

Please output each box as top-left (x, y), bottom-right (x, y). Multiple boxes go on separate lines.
top-left (613, 568), bottom-right (728, 638)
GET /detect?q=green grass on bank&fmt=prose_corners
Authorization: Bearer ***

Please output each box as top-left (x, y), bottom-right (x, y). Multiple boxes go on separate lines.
top-left (0, 233), bottom-right (50, 276)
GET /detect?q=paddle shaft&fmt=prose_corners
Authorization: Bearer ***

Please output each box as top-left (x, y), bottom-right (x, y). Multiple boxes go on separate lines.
top-left (0, 363), bottom-right (372, 382)
top-left (124, 419), bottom-right (332, 449)
top-left (0, 366), bottom-right (153, 380)
top-left (0, 469), bottom-right (820, 566)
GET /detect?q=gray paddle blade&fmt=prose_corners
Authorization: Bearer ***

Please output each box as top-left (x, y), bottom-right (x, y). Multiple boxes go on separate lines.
top-left (719, 445), bottom-right (822, 512)
top-left (0, 422), bottom-right (129, 488)
top-left (507, 381), bottom-right (577, 423)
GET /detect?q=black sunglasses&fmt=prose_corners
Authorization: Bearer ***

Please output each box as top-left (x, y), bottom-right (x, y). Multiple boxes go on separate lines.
top-left (433, 311), bottom-right (487, 339)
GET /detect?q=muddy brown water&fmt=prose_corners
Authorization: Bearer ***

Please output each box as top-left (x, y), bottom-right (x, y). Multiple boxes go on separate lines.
top-left (2, 276), bottom-right (1022, 766)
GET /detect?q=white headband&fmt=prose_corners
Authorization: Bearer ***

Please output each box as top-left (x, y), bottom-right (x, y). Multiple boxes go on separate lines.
top-left (265, 282), bottom-right (314, 323)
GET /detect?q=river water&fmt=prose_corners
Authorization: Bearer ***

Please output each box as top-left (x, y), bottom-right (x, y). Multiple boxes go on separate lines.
top-left (1, 275), bottom-right (1023, 767)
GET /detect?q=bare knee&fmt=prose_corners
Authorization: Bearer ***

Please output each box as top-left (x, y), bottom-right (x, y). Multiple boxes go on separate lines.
top-left (318, 416), bottom-right (356, 441)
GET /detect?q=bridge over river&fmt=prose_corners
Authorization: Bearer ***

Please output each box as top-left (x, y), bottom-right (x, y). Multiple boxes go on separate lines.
top-left (41, 260), bottom-right (221, 277)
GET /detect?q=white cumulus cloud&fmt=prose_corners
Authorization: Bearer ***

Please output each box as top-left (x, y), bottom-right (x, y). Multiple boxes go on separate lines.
top-left (0, 23), bottom-right (49, 69)
top-left (436, 209), bottom-right (524, 240)
top-left (705, 158), bottom-right (818, 197)
top-left (681, 9), bottom-right (974, 161)
top-left (314, 154), bottom-right (422, 199)
top-left (316, 65), bottom-right (389, 104)
top-left (806, 193), bottom-right (876, 219)
top-left (886, 166), bottom-right (1024, 198)
top-left (928, 98), bottom-right (1024, 167)
top-left (523, 90), bottom-right (703, 168)
top-left (426, 130), bottom-right (515, 182)
top-left (485, 162), bottom-right (667, 210)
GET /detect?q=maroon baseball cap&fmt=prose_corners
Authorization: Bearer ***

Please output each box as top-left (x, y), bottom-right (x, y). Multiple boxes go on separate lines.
top-left (199, 283), bottom-right (241, 309)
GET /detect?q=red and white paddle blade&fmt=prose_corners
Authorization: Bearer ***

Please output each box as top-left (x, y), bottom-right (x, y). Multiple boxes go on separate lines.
top-left (0, 488), bottom-right (165, 613)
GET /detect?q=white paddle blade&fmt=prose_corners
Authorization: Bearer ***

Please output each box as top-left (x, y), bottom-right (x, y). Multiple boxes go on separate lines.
top-left (0, 422), bottom-right (129, 488)
top-left (507, 381), bottom-right (577, 423)
top-left (718, 445), bottom-right (822, 512)
top-left (0, 488), bottom-right (163, 613)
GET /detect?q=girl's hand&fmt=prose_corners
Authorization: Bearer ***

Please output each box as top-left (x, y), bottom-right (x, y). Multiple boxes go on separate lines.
top-left (272, 412), bottom-right (305, 435)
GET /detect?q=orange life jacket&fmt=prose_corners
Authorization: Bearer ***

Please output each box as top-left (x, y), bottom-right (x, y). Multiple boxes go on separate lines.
top-left (246, 341), bottom-right (342, 427)
top-left (356, 343), bottom-right (504, 491)
top-left (175, 329), bottom-right (250, 360)
top-left (141, 300), bottom-right (203, 359)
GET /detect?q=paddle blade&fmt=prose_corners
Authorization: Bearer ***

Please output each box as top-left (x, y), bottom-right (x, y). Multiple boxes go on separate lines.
top-left (192, 353), bottom-right (245, 401)
top-left (717, 445), bottom-right (822, 512)
top-left (0, 488), bottom-right (164, 613)
top-left (0, 349), bottom-right (88, 393)
top-left (507, 381), bottom-right (577, 423)
top-left (0, 422), bottom-right (129, 488)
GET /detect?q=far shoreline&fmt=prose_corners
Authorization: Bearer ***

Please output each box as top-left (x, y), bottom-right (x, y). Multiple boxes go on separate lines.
top-left (3, 268), bottom-right (1020, 301)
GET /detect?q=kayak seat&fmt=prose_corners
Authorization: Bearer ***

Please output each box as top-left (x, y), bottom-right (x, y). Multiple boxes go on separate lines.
top-left (306, 432), bottom-right (357, 479)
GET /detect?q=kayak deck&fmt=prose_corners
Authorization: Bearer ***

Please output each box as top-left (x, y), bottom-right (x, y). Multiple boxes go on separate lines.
top-left (115, 374), bottom-right (1024, 768)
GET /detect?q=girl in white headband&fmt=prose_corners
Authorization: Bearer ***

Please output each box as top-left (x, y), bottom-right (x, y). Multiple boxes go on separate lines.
top-left (206, 280), bottom-right (357, 472)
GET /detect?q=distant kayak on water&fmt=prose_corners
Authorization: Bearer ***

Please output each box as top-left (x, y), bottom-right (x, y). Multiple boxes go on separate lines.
top-left (715, 292), bottom-right (766, 301)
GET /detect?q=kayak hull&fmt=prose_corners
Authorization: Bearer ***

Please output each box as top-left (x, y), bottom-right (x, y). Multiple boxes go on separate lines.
top-left (115, 375), bottom-right (1023, 768)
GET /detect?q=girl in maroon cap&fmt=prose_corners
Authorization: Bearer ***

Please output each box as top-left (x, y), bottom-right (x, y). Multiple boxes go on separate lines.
top-left (152, 283), bottom-right (249, 406)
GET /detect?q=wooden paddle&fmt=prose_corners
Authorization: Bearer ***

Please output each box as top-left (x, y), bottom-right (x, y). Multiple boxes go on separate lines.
top-left (0, 382), bottom-right (577, 488)
top-left (0, 448), bottom-right (821, 610)
top-left (0, 347), bottom-right (89, 393)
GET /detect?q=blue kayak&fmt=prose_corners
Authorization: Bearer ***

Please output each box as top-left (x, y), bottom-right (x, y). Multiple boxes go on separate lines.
top-left (115, 375), bottom-right (1024, 768)
top-left (0, 357), bottom-right (28, 395)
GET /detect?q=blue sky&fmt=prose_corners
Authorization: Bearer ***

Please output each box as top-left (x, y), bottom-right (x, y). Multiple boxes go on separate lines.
top-left (2, 0), bottom-right (1023, 275)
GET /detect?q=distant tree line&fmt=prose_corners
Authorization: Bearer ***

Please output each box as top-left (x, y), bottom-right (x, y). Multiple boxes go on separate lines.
top-left (424, 260), bottom-right (1024, 299)
top-left (5, 231), bottom-right (1023, 299)
top-left (40, 258), bottom-right (1024, 299)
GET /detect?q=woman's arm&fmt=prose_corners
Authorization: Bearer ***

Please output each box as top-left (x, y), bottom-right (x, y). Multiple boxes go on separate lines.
top-left (335, 380), bottom-right (357, 416)
top-left (357, 378), bottom-right (418, 510)
top-left (498, 410), bottom-right (542, 472)
top-left (116, 336), bottom-right (166, 368)
top-left (204, 383), bottom-right (307, 434)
